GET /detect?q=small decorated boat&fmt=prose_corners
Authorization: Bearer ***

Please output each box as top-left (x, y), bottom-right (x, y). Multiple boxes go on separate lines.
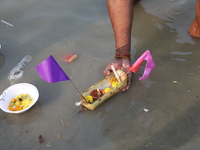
top-left (80, 69), bottom-right (127, 110)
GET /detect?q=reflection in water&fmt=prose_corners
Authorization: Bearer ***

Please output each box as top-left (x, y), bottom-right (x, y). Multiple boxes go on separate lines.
top-left (170, 57), bottom-right (186, 61)
top-left (142, 0), bottom-right (196, 44)
top-left (171, 51), bottom-right (192, 55)
top-left (154, 22), bottom-right (165, 30)
top-left (1, 102), bottom-right (42, 125)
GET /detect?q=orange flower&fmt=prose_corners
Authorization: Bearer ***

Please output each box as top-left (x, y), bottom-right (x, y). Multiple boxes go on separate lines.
top-left (110, 77), bottom-right (118, 83)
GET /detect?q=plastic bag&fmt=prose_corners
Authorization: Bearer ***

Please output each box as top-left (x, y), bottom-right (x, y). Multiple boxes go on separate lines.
top-left (189, 0), bottom-right (200, 38)
top-left (8, 55), bottom-right (32, 84)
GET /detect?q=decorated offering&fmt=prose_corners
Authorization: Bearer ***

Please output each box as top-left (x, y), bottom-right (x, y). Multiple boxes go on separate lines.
top-left (8, 93), bottom-right (33, 111)
top-left (80, 69), bottom-right (127, 110)
top-left (76, 50), bottom-right (156, 110)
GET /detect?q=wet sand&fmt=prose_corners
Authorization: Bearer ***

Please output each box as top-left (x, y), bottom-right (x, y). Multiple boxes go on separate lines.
top-left (0, 0), bottom-right (200, 149)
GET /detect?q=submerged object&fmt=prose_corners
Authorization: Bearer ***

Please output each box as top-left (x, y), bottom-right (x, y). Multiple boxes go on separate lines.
top-left (8, 55), bottom-right (32, 85)
top-left (80, 69), bottom-right (127, 110)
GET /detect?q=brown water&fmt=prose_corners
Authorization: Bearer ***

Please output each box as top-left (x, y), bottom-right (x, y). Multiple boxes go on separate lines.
top-left (0, 0), bottom-right (200, 149)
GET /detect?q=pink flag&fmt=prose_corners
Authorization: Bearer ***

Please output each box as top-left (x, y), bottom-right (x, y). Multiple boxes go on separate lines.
top-left (35, 55), bottom-right (70, 83)
top-left (129, 50), bottom-right (155, 80)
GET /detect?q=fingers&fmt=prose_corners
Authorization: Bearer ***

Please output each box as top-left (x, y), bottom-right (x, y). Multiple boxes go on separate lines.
top-left (122, 59), bottom-right (131, 72)
top-left (126, 72), bottom-right (132, 89)
top-left (121, 59), bottom-right (131, 91)
top-left (103, 64), bottom-right (112, 76)
top-left (104, 58), bottom-right (132, 91)
top-left (103, 59), bottom-right (121, 75)
top-left (122, 71), bottom-right (132, 91)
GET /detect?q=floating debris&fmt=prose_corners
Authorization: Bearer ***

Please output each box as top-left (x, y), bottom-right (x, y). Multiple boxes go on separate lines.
top-left (144, 108), bottom-right (149, 112)
top-left (146, 141), bottom-right (153, 147)
top-left (46, 143), bottom-right (52, 147)
top-left (1, 19), bottom-right (14, 27)
top-left (173, 81), bottom-right (182, 85)
top-left (57, 134), bottom-right (61, 138)
top-left (75, 101), bottom-right (81, 106)
top-left (59, 118), bottom-right (65, 127)
top-left (38, 135), bottom-right (45, 144)
top-left (65, 54), bottom-right (78, 63)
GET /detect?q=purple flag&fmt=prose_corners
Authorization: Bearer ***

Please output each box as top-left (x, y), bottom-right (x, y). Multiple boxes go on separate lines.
top-left (35, 55), bottom-right (70, 83)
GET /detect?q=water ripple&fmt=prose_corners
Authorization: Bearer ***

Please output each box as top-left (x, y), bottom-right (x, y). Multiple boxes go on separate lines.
top-left (168, 4), bottom-right (187, 15)
top-left (171, 51), bottom-right (193, 55)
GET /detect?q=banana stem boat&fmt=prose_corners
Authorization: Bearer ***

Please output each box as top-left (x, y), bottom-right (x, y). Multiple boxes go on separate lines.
top-left (80, 69), bottom-right (127, 110)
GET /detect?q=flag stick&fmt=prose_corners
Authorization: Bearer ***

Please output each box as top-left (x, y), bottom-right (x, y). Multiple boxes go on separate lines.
top-left (69, 80), bottom-right (85, 100)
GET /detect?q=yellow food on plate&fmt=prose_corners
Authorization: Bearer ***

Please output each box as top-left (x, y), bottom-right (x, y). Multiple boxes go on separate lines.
top-left (104, 88), bottom-right (112, 93)
top-left (8, 93), bottom-right (33, 111)
top-left (112, 82), bottom-right (120, 88)
top-left (85, 95), bottom-right (93, 103)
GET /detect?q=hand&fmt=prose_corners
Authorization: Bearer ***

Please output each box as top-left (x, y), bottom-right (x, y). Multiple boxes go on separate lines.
top-left (103, 58), bottom-right (132, 91)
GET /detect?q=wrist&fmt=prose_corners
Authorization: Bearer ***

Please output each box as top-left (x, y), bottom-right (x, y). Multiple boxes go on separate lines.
top-left (115, 54), bottom-right (131, 61)
top-left (115, 46), bottom-right (130, 55)
top-left (115, 47), bottom-right (131, 60)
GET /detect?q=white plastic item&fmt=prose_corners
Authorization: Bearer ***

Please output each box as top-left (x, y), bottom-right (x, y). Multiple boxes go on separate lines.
top-left (0, 83), bottom-right (39, 114)
top-left (1, 20), bottom-right (14, 27)
top-left (8, 55), bottom-right (32, 84)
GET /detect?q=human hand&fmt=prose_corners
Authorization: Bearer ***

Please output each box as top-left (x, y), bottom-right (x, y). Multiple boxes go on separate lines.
top-left (103, 58), bottom-right (132, 91)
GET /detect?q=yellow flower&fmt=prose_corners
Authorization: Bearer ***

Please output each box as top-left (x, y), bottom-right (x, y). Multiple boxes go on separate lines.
top-left (85, 95), bottom-right (93, 103)
top-left (104, 88), bottom-right (112, 93)
top-left (112, 82), bottom-right (120, 88)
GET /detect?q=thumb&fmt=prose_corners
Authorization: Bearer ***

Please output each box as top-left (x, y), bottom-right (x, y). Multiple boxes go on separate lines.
top-left (103, 65), bottom-right (112, 76)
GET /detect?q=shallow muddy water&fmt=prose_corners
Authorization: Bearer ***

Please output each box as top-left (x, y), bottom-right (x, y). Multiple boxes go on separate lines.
top-left (0, 0), bottom-right (200, 150)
